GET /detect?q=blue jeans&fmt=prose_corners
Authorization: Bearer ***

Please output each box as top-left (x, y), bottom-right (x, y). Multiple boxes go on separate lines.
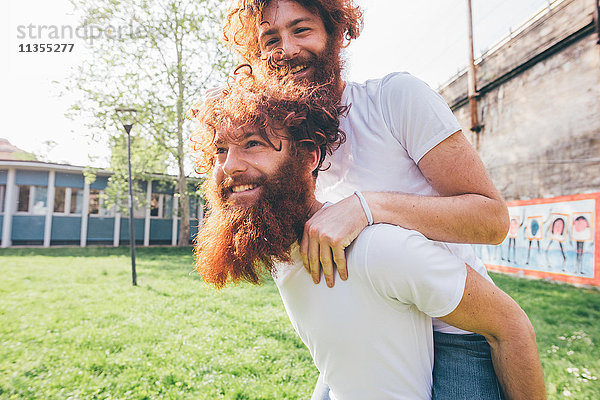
top-left (432, 332), bottom-right (504, 400)
top-left (310, 332), bottom-right (504, 399)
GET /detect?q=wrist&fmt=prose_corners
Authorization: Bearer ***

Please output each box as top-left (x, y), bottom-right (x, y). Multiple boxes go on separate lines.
top-left (361, 191), bottom-right (379, 224)
top-left (354, 191), bottom-right (373, 226)
top-left (361, 191), bottom-right (412, 226)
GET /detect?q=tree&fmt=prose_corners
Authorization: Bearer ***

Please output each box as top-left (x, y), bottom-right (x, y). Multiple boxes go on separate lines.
top-left (65, 0), bottom-right (235, 245)
top-left (103, 134), bottom-right (170, 215)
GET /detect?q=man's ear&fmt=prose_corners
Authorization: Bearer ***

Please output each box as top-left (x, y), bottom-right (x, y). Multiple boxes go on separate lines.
top-left (307, 147), bottom-right (321, 173)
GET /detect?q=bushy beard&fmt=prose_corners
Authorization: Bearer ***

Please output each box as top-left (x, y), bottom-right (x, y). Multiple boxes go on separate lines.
top-left (195, 156), bottom-right (314, 289)
top-left (267, 37), bottom-right (344, 97)
top-left (305, 39), bottom-right (343, 90)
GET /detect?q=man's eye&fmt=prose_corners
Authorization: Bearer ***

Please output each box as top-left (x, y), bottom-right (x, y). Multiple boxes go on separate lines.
top-left (245, 140), bottom-right (262, 148)
top-left (295, 27), bottom-right (310, 34)
top-left (216, 147), bottom-right (227, 154)
top-left (264, 38), bottom-right (279, 47)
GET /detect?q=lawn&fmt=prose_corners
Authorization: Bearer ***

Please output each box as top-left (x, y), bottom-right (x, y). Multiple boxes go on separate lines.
top-left (0, 247), bottom-right (598, 399)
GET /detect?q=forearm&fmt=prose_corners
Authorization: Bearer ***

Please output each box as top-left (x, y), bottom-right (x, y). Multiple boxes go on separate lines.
top-left (486, 325), bottom-right (546, 399)
top-left (439, 267), bottom-right (546, 399)
top-left (363, 191), bottom-right (508, 245)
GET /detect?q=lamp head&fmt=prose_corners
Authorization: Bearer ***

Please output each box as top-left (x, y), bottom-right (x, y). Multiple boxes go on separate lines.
top-left (115, 108), bottom-right (138, 134)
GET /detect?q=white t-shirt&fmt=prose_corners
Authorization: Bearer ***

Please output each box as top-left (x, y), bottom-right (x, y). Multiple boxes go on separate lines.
top-left (315, 72), bottom-right (491, 334)
top-left (274, 224), bottom-right (468, 400)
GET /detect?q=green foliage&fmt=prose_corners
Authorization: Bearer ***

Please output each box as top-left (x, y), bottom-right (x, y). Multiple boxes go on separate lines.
top-left (63, 0), bottom-right (236, 242)
top-left (108, 131), bottom-right (168, 178)
top-left (65, 0), bottom-right (234, 146)
top-left (1, 249), bottom-right (597, 399)
top-left (103, 134), bottom-right (171, 212)
top-left (83, 166), bottom-right (100, 185)
top-left (12, 152), bottom-right (38, 162)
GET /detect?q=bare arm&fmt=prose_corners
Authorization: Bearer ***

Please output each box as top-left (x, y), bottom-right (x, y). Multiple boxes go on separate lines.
top-left (438, 265), bottom-right (546, 400)
top-left (301, 131), bottom-right (509, 286)
top-left (366, 130), bottom-right (508, 244)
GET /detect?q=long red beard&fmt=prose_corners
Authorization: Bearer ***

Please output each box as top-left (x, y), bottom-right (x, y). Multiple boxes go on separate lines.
top-left (195, 157), bottom-right (313, 289)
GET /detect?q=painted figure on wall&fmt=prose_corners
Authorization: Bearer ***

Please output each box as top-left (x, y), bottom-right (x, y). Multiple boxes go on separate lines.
top-left (525, 216), bottom-right (543, 265)
top-left (571, 213), bottom-right (593, 274)
top-left (476, 197), bottom-right (596, 283)
top-left (506, 215), bottom-right (522, 263)
top-left (545, 213), bottom-right (569, 270)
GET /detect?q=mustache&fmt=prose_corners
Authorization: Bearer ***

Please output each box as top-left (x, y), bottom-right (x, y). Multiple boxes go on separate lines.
top-left (265, 49), bottom-right (314, 72)
top-left (195, 156), bottom-right (313, 289)
top-left (218, 175), bottom-right (267, 199)
top-left (220, 176), bottom-right (265, 189)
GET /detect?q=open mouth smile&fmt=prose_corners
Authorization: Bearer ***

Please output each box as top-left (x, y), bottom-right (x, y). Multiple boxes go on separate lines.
top-left (231, 184), bottom-right (258, 193)
top-left (225, 183), bottom-right (262, 205)
top-left (290, 64), bottom-right (309, 75)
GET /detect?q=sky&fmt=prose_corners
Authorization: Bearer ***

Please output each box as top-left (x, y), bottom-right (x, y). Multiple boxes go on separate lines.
top-left (0, 0), bottom-right (555, 168)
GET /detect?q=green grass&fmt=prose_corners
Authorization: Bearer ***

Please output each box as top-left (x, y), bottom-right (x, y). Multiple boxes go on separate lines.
top-left (0, 247), bottom-right (314, 399)
top-left (491, 273), bottom-right (600, 399)
top-left (0, 247), bottom-right (598, 399)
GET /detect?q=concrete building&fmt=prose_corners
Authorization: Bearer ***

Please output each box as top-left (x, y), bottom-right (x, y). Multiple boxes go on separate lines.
top-left (0, 160), bottom-right (203, 248)
top-left (439, 0), bottom-right (600, 201)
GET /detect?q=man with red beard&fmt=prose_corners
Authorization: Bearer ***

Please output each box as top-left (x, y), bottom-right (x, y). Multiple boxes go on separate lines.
top-left (221, 2), bottom-right (514, 399)
top-left (192, 76), bottom-right (546, 400)
top-left (192, 72), bottom-right (345, 286)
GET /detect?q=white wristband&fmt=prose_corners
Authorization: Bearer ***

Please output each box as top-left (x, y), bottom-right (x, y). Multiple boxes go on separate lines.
top-left (354, 191), bottom-right (373, 226)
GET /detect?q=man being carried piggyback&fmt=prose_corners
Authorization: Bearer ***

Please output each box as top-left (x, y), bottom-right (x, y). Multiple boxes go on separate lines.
top-left (220, 1), bottom-right (525, 399)
top-left (191, 71), bottom-right (546, 400)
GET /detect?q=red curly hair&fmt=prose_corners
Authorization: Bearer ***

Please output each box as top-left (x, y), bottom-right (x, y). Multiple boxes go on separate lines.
top-left (190, 65), bottom-right (347, 176)
top-left (223, 0), bottom-right (363, 62)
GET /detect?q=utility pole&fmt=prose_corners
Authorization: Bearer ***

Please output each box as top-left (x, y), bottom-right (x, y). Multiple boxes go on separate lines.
top-left (466, 0), bottom-right (482, 147)
top-left (594, 0), bottom-right (600, 44)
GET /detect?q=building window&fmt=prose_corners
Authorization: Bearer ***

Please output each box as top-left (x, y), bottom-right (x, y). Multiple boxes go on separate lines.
top-left (31, 186), bottom-right (48, 215)
top-left (163, 194), bottom-right (173, 218)
top-left (189, 197), bottom-right (200, 219)
top-left (150, 193), bottom-right (173, 218)
top-left (0, 184), bottom-right (5, 213)
top-left (150, 193), bottom-right (160, 217)
top-left (17, 185), bottom-right (48, 214)
top-left (54, 187), bottom-right (66, 213)
top-left (17, 186), bottom-right (30, 212)
top-left (70, 188), bottom-right (83, 214)
top-left (133, 201), bottom-right (145, 218)
top-left (89, 189), bottom-right (101, 215)
top-left (54, 187), bottom-right (83, 215)
top-left (89, 189), bottom-right (115, 217)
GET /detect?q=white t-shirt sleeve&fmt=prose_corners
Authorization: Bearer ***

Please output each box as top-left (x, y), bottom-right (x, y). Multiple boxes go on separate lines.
top-left (379, 72), bottom-right (462, 163)
top-left (360, 224), bottom-right (467, 318)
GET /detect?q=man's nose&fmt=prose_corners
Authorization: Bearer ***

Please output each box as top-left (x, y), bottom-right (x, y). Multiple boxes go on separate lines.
top-left (222, 147), bottom-right (247, 176)
top-left (280, 35), bottom-right (300, 59)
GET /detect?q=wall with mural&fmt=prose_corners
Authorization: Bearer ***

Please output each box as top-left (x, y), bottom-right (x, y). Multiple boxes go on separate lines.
top-left (474, 193), bottom-right (599, 287)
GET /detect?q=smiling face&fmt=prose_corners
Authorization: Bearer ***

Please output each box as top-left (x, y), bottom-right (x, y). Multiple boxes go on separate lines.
top-left (212, 125), bottom-right (296, 208)
top-left (222, 0), bottom-right (362, 67)
top-left (191, 70), bottom-right (346, 288)
top-left (197, 123), bottom-right (319, 289)
top-left (257, 0), bottom-right (342, 87)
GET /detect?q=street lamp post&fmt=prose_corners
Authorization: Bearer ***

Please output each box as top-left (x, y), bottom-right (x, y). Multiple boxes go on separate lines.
top-left (116, 108), bottom-right (138, 286)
